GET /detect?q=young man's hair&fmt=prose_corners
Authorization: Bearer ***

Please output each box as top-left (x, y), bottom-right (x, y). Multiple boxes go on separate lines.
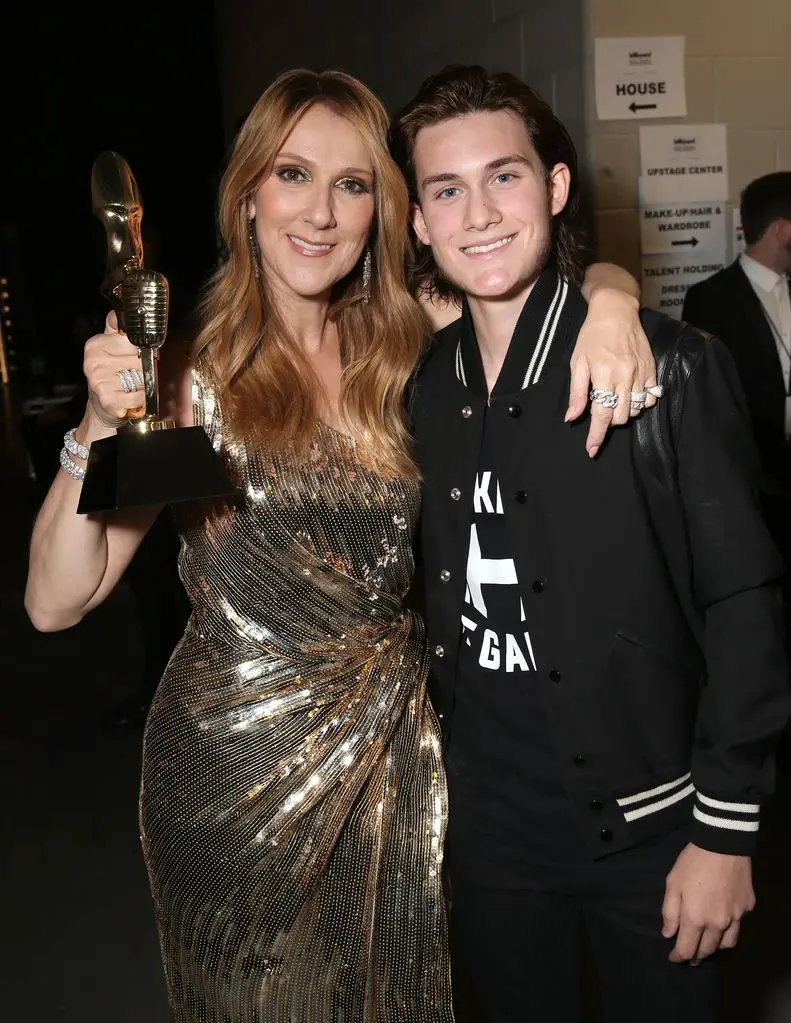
top-left (740, 172), bottom-right (791, 246)
top-left (389, 64), bottom-right (586, 303)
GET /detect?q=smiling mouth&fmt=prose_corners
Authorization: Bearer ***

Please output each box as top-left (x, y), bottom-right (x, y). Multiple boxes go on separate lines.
top-left (461, 233), bottom-right (517, 255)
top-left (288, 235), bottom-right (335, 253)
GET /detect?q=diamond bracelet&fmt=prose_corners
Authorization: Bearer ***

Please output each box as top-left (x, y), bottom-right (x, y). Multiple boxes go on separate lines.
top-left (63, 427), bottom-right (90, 462)
top-left (59, 446), bottom-right (86, 481)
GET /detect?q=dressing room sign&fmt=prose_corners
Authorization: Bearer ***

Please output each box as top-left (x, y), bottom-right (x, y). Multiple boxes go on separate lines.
top-left (640, 202), bottom-right (726, 256)
top-left (639, 124), bottom-right (728, 205)
top-left (595, 36), bottom-right (687, 120)
top-left (641, 254), bottom-right (727, 318)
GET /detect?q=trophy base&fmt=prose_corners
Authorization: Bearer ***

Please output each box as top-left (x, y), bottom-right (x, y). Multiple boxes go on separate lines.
top-left (77, 426), bottom-right (236, 514)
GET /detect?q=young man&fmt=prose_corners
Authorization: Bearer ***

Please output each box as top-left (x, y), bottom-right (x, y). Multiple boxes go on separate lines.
top-left (390, 66), bottom-right (790, 1022)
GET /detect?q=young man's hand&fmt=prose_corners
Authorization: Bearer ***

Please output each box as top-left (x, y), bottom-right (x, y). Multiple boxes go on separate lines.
top-left (662, 843), bottom-right (755, 963)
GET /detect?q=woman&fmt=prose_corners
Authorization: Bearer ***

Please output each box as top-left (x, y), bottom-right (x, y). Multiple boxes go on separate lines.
top-left (25, 69), bottom-right (654, 1021)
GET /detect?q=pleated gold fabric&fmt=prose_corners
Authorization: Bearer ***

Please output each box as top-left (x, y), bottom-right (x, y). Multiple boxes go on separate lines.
top-left (139, 374), bottom-right (453, 1022)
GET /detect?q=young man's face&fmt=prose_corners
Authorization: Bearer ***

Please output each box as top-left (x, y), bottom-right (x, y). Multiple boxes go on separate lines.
top-left (411, 110), bottom-right (570, 302)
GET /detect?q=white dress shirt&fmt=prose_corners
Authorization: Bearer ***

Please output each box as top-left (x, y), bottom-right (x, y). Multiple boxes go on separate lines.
top-left (740, 253), bottom-right (791, 433)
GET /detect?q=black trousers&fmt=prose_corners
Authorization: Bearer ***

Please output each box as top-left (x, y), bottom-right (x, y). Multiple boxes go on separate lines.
top-left (448, 829), bottom-right (719, 1023)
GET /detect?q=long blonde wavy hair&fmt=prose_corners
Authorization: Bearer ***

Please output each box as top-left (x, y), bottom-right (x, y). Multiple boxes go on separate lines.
top-left (193, 69), bottom-right (426, 478)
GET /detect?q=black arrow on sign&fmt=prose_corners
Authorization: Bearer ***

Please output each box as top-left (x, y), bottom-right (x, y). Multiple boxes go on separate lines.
top-left (671, 237), bottom-right (700, 248)
top-left (629, 101), bottom-right (658, 113)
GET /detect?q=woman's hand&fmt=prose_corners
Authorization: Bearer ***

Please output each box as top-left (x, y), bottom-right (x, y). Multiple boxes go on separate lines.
top-left (568, 287), bottom-right (658, 458)
top-left (83, 310), bottom-right (146, 429)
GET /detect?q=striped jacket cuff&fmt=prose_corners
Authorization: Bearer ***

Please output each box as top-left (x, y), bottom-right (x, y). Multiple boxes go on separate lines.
top-left (616, 772), bottom-right (694, 822)
top-left (690, 791), bottom-right (761, 855)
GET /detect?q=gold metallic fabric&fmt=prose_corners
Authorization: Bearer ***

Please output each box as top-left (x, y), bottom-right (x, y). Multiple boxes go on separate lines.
top-left (140, 374), bottom-right (453, 1021)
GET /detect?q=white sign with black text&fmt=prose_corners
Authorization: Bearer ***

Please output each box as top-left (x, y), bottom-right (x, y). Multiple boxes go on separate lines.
top-left (594, 36), bottom-right (687, 121)
top-left (639, 124), bottom-right (728, 205)
top-left (641, 254), bottom-right (727, 319)
top-left (640, 201), bottom-right (726, 256)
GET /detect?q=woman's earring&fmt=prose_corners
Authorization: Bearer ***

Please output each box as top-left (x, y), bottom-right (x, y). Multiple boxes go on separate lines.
top-left (248, 217), bottom-right (261, 282)
top-left (362, 248), bottom-right (372, 304)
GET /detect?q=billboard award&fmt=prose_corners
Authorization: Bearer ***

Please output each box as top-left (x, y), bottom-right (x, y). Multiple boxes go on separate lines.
top-left (77, 151), bottom-right (234, 514)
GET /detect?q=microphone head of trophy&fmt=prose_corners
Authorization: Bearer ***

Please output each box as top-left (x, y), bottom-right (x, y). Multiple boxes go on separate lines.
top-left (120, 269), bottom-right (169, 352)
top-left (78, 151), bottom-right (235, 515)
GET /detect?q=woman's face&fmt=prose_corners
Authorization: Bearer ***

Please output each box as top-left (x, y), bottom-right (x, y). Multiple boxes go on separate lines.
top-left (250, 103), bottom-right (376, 306)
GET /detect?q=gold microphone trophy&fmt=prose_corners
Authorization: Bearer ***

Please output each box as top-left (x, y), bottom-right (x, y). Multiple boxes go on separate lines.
top-left (77, 151), bottom-right (234, 514)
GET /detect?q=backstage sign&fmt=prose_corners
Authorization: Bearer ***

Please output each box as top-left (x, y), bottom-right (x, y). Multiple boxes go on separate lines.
top-left (641, 255), bottom-right (727, 319)
top-left (640, 202), bottom-right (726, 256)
top-left (595, 36), bottom-right (687, 120)
top-left (639, 124), bottom-right (728, 205)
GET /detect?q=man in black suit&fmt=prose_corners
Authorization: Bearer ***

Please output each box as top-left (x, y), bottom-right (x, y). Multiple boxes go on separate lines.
top-left (684, 174), bottom-right (791, 769)
top-left (390, 67), bottom-right (789, 1023)
top-left (683, 173), bottom-right (791, 511)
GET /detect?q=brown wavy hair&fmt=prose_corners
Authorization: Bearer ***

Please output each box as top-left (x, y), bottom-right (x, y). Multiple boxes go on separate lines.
top-left (193, 69), bottom-right (425, 478)
top-left (389, 64), bottom-right (586, 304)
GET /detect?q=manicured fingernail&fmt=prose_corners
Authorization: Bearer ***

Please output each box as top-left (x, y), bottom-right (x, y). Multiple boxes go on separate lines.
top-left (588, 445), bottom-right (599, 459)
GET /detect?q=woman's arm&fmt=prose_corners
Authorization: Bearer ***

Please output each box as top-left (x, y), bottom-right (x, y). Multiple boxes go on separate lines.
top-left (25, 411), bottom-right (160, 631)
top-left (580, 261), bottom-right (640, 304)
top-left (571, 262), bottom-right (658, 458)
top-left (24, 313), bottom-right (190, 631)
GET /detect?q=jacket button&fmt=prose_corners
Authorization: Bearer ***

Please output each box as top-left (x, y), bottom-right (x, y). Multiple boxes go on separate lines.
top-left (531, 579), bottom-right (544, 593)
top-left (515, 490), bottom-right (528, 503)
top-left (549, 669), bottom-right (561, 682)
top-left (435, 645), bottom-right (445, 658)
top-left (461, 405), bottom-right (472, 419)
top-left (450, 488), bottom-right (461, 501)
top-left (573, 754), bottom-right (586, 767)
top-left (440, 569), bottom-right (451, 583)
top-left (600, 828), bottom-right (614, 843)
top-left (507, 403), bottom-right (522, 418)
top-left (590, 799), bottom-right (604, 812)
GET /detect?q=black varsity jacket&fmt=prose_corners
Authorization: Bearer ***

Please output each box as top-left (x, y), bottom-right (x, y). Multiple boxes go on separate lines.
top-left (411, 269), bottom-right (790, 860)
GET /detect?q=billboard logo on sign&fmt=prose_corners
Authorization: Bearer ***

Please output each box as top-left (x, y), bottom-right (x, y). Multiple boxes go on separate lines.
top-left (628, 51), bottom-right (652, 66)
top-left (673, 137), bottom-right (696, 152)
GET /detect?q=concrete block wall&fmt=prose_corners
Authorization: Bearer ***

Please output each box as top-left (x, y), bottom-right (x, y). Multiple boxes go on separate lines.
top-left (214, 0), bottom-right (586, 160)
top-left (585, 0), bottom-right (791, 277)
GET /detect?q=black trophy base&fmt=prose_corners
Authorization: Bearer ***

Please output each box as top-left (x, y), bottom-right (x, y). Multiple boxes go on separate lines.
top-left (77, 426), bottom-right (235, 514)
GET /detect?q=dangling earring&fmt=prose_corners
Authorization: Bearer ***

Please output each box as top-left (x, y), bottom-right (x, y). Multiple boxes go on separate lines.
top-left (248, 217), bottom-right (261, 282)
top-left (362, 247), bottom-right (372, 304)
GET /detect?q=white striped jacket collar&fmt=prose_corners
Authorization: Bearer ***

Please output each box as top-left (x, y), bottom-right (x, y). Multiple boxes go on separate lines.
top-left (454, 266), bottom-right (573, 394)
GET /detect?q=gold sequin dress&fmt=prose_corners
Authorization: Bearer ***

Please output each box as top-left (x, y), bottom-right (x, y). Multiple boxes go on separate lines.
top-left (139, 375), bottom-right (453, 1022)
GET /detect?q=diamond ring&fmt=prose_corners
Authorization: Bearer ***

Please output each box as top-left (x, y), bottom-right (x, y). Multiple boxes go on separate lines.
top-left (116, 368), bottom-right (144, 393)
top-left (590, 387), bottom-right (619, 409)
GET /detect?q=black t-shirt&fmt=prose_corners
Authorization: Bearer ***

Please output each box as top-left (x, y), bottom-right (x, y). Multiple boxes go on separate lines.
top-left (445, 271), bottom-right (590, 885)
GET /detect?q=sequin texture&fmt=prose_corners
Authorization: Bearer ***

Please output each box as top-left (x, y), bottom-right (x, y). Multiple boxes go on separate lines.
top-left (139, 374), bottom-right (453, 1021)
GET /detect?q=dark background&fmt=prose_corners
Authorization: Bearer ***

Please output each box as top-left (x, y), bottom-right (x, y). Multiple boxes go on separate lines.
top-left (0, 4), bottom-right (225, 394)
